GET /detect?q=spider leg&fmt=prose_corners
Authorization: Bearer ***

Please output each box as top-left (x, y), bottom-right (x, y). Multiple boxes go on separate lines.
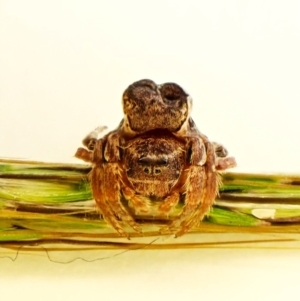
top-left (90, 136), bottom-right (141, 237)
top-left (176, 141), bottom-right (219, 236)
top-left (212, 142), bottom-right (237, 171)
top-left (75, 147), bottom-right (93, 162)
top-left (158, 191), bottom-right (180, 215)
top-left (91, 162), bottom-right (142, 238)
top-left (104, 132), bottom-right (121, 161)
top-left (82, 126), bottom-right (108, 150)
top-left (161, 140), bottom-right (218, 236)
top-left (91, 164), bottom-right (129, 237)
top-left (161, 165), bottom-right (207, 235)
top-left (216, 156), bottom-right (237, 171)
top-left (103, 162), bottom-right (142, 234)
top-left (158, 136), bottom-right (206, 218)
top-left (188, 136), bottom-right (207, 166)
top-left (122, 186), bottom-right (152, 214)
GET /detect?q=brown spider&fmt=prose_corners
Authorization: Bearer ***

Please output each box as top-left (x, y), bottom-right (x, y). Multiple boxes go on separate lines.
top-left (75, 79), bottom-right (236, 237)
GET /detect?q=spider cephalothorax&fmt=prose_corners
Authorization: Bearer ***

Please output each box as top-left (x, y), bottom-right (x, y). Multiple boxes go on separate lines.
top-left (124, 131), bottom-right (186, 199)
top-left (75, 79), bottom-right (236, 237)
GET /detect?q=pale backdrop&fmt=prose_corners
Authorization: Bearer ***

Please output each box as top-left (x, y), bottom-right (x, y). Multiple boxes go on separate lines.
top-left (1, 1), bottom-right (300, 300)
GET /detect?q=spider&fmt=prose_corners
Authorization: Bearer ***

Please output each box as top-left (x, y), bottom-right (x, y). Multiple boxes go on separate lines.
top-left (75, 79), bottom-right (236, 237)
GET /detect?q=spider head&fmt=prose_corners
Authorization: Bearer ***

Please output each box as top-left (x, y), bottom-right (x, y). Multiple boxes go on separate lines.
top-left (124, 134), bottom-right (185, 198)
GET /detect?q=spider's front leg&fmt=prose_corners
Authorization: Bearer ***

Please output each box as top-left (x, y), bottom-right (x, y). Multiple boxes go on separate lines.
top-left (157, 136), bottom-right (206, 216)
top-left (99, 133), bottom-right (143, 237)
top-left (76, 133), bottom-right (142, 238)
top-left (162, 137), bottom-right (219, 237)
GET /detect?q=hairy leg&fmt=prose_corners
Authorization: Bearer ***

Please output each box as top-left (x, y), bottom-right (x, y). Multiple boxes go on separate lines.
top-left (161, 140), bottom-right (218, 236)
top-left (78, 138), bottom-right (141, 238)
top-left (176, 142), bottom-right (219, 236)
top-left (122, 185), bottom-right (152, 214)
top-left (158, 191), bottom-right (181, 215)
top-left (102, 162), bottom-right (142, 235)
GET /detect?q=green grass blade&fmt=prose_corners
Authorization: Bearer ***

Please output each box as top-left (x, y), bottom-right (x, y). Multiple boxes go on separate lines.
top-left (1, 158), bottom-right (300, 251)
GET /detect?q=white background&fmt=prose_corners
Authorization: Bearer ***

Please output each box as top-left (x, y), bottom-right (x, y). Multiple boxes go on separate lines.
top-left (1, 1), bottom-right (300, 300)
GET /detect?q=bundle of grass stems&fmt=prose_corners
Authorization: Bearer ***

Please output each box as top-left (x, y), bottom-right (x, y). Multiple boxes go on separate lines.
top-left (1, 157), bottom-right (300, 261)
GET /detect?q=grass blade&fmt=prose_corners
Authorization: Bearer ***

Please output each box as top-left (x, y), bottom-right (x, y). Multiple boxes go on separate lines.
top-left (1, 158), bottom-right (300, 253)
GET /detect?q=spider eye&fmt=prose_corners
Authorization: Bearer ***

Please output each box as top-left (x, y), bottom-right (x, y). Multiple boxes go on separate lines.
top-left (159, 158), bottom-right (168, 165)
top-left (143, 167), bottom-right (150, 174)
top-left (138, 157), bottom-right (152, 165)
top-left (154, 168), bottom-right (161, 174)
top-left (138, 157), bottom-right (168, 166)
